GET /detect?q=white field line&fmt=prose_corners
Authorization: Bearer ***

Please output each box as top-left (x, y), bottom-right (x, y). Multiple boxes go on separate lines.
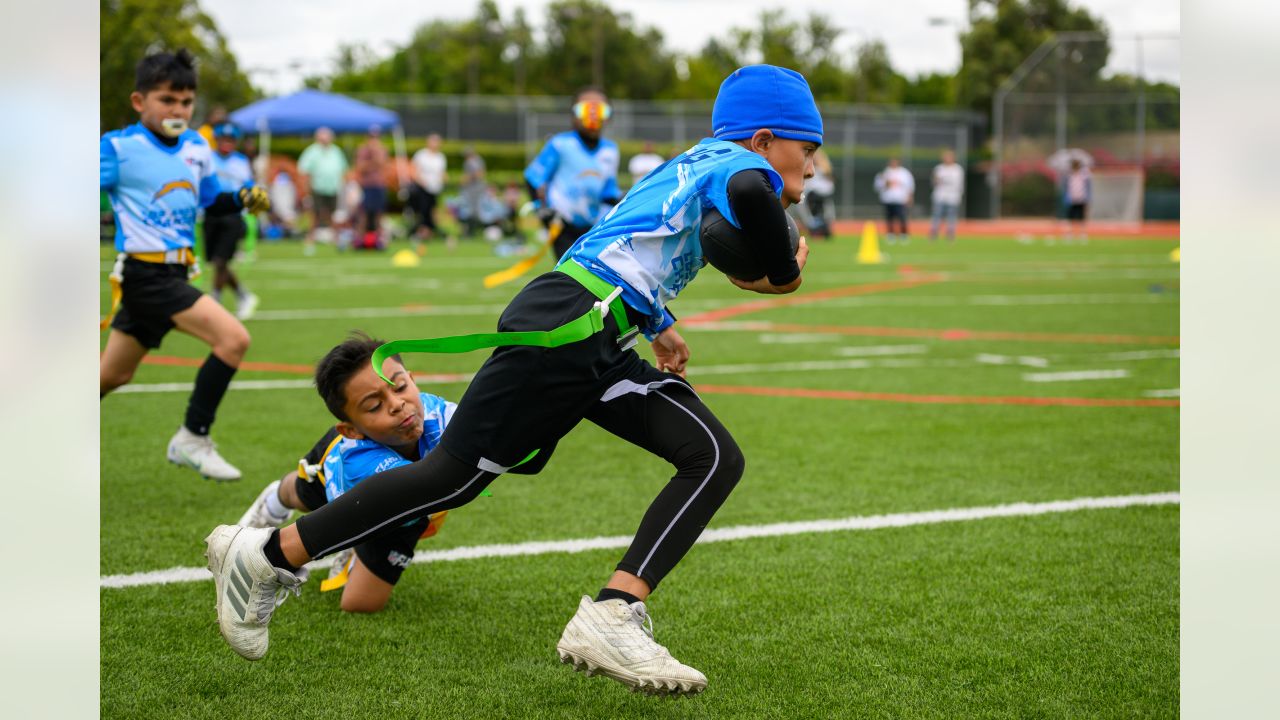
top-left (758, 333), bottom-right (844, 344)
top-left (1023, 369), bottom-right (1130, 383)
top-left (976, 353), bottom-right (1050, 368)
top-left (99, 491), bottom-right (1180, 589)
top-left (249, 304), bottom-right (509, 321)
top-left (118, 358), bottom-right (933, 395)
top-left (1105, 349), bottom-right (1181, 361)
top-left (115, 373), bottom-right (474, 395)
top-left (686, 358), bottom-right (931, 376)
top-left (1143, 388), bottom-right (1181, 398)
top-left (832, 344), bottom-right (930, 357)
top-left (236, 294), bottom-right (1176, 323)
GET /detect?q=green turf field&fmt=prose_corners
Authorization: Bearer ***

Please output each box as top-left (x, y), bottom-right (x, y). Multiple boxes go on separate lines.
top-left (100, 233), bottom-right (1179, 718)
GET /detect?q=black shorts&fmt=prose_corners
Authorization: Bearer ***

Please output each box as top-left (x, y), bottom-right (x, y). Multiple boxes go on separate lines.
top-left (110, 257), bottom-right (203, 349)
top-left (440, 269), bottom-right (671, 470)
top-left (312, 193), bottom-right (338, 222)
top-left (203, 214), bottom-right (246, 262)
top-left (1067, 203), bottom-right (1087, 221)
top-left (292, 426), bottom-right (432, 586)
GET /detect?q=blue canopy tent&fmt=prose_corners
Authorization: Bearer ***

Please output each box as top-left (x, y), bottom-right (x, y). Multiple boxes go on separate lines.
top-left (229, 90), bottom-right (407, 188)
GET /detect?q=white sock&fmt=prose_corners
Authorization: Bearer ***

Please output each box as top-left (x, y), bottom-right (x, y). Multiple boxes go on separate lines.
top-left (265, 482), bottom-right (289, 518)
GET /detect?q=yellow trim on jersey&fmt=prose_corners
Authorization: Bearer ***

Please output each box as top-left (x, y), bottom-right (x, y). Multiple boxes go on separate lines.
top-left (299, 433), bottom-right (345, 487)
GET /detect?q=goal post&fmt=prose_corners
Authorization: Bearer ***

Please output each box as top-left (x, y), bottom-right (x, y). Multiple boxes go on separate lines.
top-left (1086, 168), bottom-right (1144, 222)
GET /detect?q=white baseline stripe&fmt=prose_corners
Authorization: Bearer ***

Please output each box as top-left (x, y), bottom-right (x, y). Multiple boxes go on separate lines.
top-left (116, 373), bottom-right (474, 395)
top-left (100, 492), bottom-right (1178, 589)
top-left (1023, 369), bottom-right (1130, 383)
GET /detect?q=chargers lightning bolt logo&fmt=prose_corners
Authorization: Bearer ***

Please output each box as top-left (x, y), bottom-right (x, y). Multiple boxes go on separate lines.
top-left (153, 179), bottom-right (196, 201)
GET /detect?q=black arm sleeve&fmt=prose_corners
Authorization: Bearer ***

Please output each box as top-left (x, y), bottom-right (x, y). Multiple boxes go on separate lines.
top-left (204, 191), bottom-right (242, 217)
top-left (726, 169), bottom-right (800, 286)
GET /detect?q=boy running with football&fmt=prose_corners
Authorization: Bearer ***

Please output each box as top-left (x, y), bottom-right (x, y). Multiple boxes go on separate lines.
top-left (206, 65), bottom-right (819, 696)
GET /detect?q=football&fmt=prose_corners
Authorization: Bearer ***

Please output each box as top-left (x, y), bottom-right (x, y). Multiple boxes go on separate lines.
top-left (700, 206), bottom-right (801, 281)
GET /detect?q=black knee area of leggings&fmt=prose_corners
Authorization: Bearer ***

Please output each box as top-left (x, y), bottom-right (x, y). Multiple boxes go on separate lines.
top-left (669, 412), bottom-right (745, 505)
top-left (295, 446), bottom-right (497, 560)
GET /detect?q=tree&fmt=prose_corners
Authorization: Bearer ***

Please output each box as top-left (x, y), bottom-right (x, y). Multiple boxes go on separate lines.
top-left (957, 0), bottom-right (1108, 118)
top-left (853, 40), bottom-right (903, 105)
top-left (100, 0), bottom-right (255, 131)
top-left (902, 72), bottom-right (956, 106)
top-left (534, 0), bottom-right (676, 98)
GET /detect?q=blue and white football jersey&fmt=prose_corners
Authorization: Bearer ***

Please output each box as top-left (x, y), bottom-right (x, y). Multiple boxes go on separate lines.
top-left (559, 138), bottom-right (782, 339)
top-left (524, 131), bottom-right (620, 227)
top-left (100, 123), bottom-right (222, 253)
top-left (211, 150), bottom-right (254, 194)
top-left (321, 393), bottom-right (456, 503)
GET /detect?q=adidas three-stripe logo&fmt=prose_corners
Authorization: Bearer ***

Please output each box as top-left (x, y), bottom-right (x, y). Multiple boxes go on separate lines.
top-left (225, 554), bottom-right (254, 621)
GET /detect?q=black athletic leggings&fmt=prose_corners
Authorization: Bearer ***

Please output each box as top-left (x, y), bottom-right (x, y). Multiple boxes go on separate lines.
top-left (294, 381), bottom-right (742, 591)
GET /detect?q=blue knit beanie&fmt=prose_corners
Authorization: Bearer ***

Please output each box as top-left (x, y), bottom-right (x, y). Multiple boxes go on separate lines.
top-left (712, 65), bottom-right (823, 144)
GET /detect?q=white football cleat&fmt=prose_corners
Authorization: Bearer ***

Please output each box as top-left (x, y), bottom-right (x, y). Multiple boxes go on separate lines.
top-left (236, 292), bottom-right (259, 321)
top-left (556, 595), bottom-right (708, 696)
top-left (167, 426), bottom-right (242, 482)
top-left (238, 480), bottom-right (290, 528)
top-left (205, 525), bottom-right (305, 661)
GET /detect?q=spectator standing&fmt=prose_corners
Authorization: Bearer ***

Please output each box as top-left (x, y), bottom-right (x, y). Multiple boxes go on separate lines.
top-left (627, 141), bottom-right (664, 183)
top-left (929, 149), bottom-right (964, 243)
top-left (802, 148), bottom-right (835, 239)
top-left (461, 146), bottom-right (488, 238)
top-left (355, 125), bottom-right (389, 249)
top-left (297, 127), bottom-right (348, 256)
top-left (1062, 159), bottom-right (1091, 244)
top-left (409, 133), bottom-right (446, 244)
top-left (874, 157), bottom-right (914, 245)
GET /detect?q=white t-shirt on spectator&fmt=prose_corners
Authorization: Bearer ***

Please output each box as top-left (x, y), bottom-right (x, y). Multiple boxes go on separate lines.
top-left (628, 152), bottom-right (665, 181)
top-left (932, 162), bottom-right (965, 205)
top-left (412, 148), bottom-right (447, 194)
top-left (874, 166), bottom-right (914, 205)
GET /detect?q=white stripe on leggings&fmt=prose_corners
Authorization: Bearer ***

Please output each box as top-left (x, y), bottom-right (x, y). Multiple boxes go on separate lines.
top-left (635, 390), bottom-right (720, 579)
top-left (310, 468), bottom-right (489, 559)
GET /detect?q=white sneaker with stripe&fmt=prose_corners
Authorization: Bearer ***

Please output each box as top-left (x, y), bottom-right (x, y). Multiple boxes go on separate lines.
top-left (556, 595), bottom-right (708, 696)
top-left (204, 525), bottom-right (305, 661)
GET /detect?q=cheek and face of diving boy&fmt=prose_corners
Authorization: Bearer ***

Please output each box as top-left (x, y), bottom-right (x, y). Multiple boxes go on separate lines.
top-left (336, 359), bottom-right (426, 455)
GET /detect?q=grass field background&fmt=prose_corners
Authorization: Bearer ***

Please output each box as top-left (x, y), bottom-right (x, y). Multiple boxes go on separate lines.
top-left (100, 231), bottom-right (1179, 718)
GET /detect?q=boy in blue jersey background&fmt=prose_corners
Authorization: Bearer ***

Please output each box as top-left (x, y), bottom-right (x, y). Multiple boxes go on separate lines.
top-left (100, 49), bottom-right (270, 482)
top-left (206, 123), bottom-right (259, 320)
top-left (524, 87), bottom-right (621, 259)
top-left (208, 65), bottom-right (819, 696)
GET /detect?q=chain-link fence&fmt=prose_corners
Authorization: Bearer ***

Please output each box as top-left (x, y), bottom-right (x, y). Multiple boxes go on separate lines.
top-left (352, 92), bottom-right (987, 219)
top-left (992, 33), bottom-right (1180, 221)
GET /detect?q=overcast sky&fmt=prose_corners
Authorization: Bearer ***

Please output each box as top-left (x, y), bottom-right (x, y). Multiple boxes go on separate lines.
top-left (202, 0), bottom-right (1180, 95)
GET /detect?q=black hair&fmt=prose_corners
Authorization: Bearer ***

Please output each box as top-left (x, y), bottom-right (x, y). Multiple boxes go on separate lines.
top-left (314, 332), bottom-right (402, 422)
top-left (135, 48), bottom-right (198, 93)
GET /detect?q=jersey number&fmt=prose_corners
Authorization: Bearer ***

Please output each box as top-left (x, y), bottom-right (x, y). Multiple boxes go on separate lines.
top-left (679, 147), bottom-right (733, 166)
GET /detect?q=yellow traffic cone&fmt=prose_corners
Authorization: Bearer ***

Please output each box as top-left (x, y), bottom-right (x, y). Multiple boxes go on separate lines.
top-left (392, 248), bottom-right (421, 268)
top-left (1169, 247), bottom-right (1180, 263)
top-left (857, 222), bottom-right (884, 264)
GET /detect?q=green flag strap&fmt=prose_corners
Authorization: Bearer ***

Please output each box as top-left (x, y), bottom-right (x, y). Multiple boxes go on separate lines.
top-left (370, 284), bottom-right (625, 385)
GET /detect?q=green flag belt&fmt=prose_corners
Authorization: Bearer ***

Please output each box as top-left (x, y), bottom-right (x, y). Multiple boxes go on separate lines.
top-left (371, 260), bottom-right (640, 385)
